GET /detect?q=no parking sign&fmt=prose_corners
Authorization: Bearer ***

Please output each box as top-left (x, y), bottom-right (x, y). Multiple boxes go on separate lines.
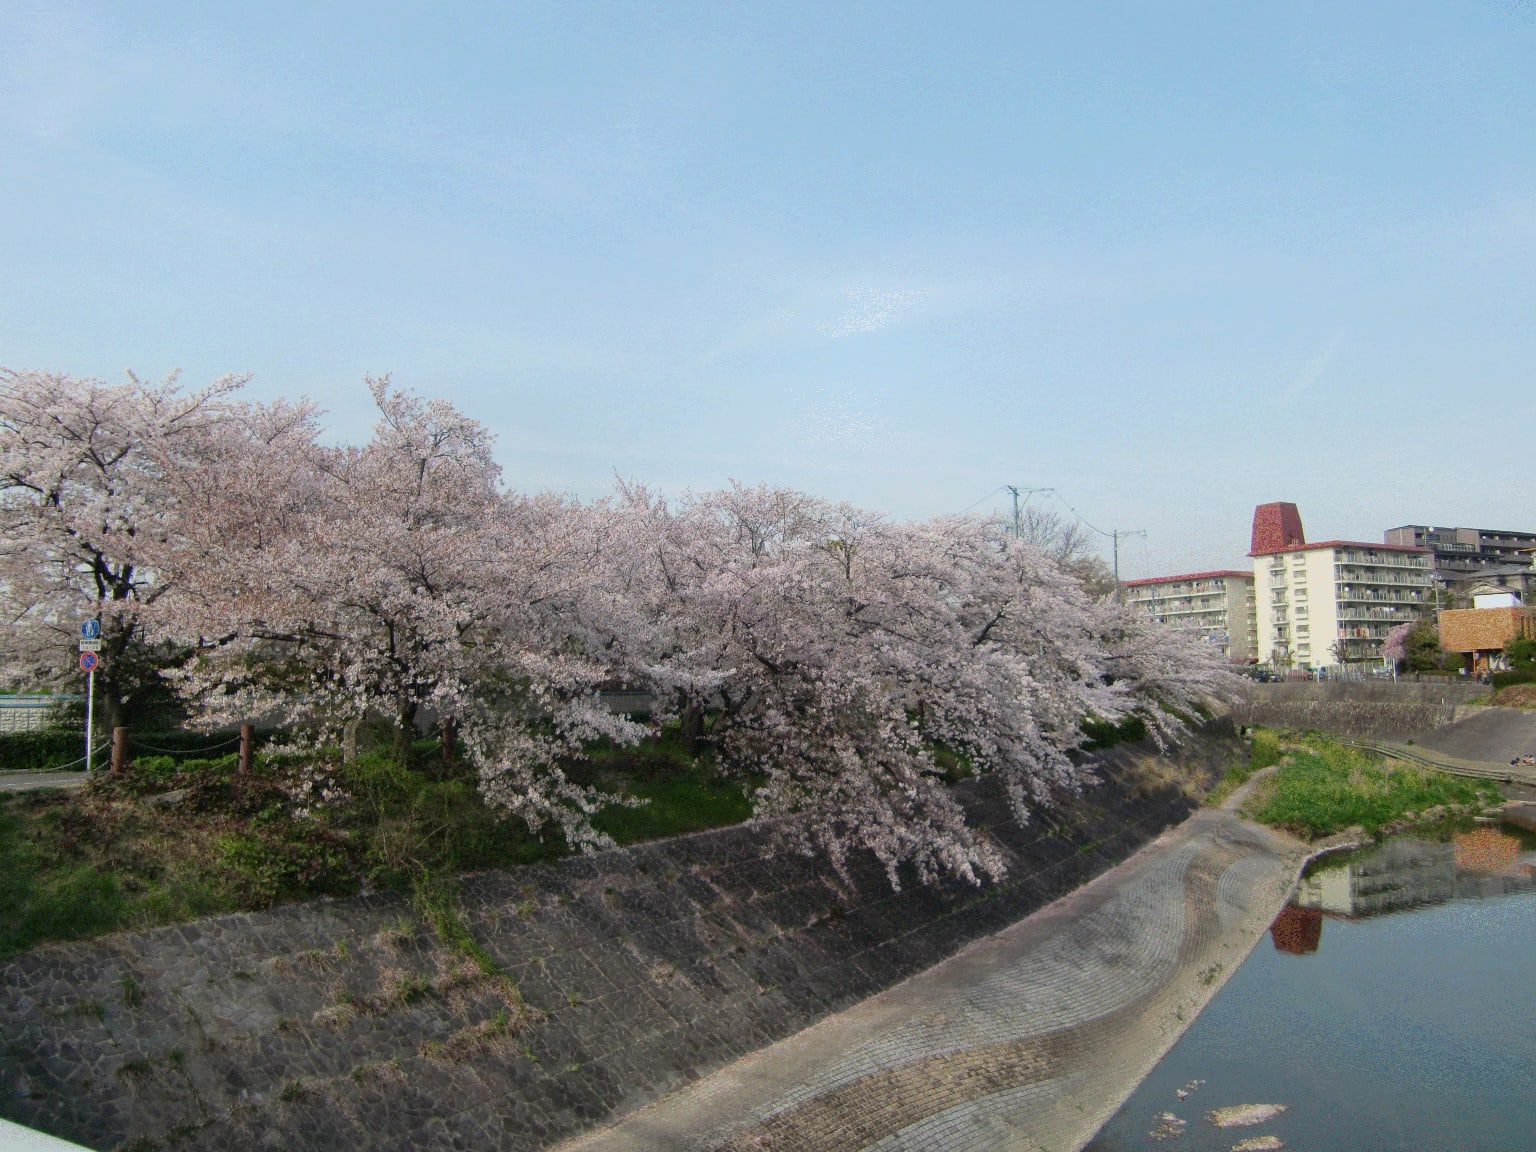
top-left (79, 652), bottom-right (99, 673)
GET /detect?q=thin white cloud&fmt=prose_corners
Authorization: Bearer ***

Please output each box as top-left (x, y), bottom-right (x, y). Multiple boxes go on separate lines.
top-left (818, 286), bottom-right (929, 338)
top-left (778, 389), bottom-right (912, 473)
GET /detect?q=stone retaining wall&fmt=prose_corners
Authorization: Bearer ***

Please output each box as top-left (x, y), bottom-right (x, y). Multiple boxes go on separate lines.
top-left (1229, 699), bottom-right (1462, 739)
top-left (1230, 681), bottom-right (1490, 739)
top-left (1241, 681), bottom-right (1489, 705)
top-left (0, 726), bottom-right (1239, 1152)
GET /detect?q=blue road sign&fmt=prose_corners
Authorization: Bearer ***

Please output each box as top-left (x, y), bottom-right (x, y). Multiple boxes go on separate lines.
top-left (81, 620), bottom-right (101, 640)
top-left (79, 652), bottom-right (99, 673)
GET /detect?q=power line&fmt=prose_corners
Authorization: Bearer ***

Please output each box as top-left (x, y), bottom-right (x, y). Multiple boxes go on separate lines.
top-left (978, 484), bottom-right (1149, 598)
top-left (1038, 489), bottom-right (1145, 601)
top-left (1044, 489), bottom-right (1112, 539)
top-left (1002, 486), bottom-right (1054, 537)
top-left (957, 486), bottom-right (1007, 514)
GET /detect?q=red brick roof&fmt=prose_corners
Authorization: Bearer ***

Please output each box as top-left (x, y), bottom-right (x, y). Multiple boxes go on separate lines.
top-left (1250, 502), bottom-right (1306, 555)
top-left (1122, 570), bottom-right (1252, 587)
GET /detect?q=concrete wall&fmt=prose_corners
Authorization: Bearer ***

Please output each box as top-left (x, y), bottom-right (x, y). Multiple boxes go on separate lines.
top-left (1240, 681), bottom-right (1489, 704)
top-left (1230, 681), bottom-right (1490, 739)
top-left (0, 727), bottom-right (1239, 1152)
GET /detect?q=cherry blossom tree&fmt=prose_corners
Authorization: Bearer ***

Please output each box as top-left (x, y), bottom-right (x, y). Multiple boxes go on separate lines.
top-left (6, 368), bottom-right (1236, 874)
top-left (590, 483), bottom-right (1237, 888)
top-left (0, 368), bottom-right (246, 729)
top-left (169, 377), bottom-right (505, 745)
top-left (165, 379), bottom-right (643, 849)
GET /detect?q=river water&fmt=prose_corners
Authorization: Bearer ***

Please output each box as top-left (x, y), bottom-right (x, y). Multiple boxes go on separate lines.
top-left (1085, 824), bottom-right (1536, 1152)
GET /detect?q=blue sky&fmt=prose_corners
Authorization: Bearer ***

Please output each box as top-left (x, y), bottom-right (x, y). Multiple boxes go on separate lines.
top-left (4, 2), bottom-right (1535, 577)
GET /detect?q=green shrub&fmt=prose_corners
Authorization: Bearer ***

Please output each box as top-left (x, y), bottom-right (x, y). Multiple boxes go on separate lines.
top-left (1079, 714), bottom-right (1149, 751)
top-left (214, 828), bottom-right (350, 908)
top-left (130, 755), bottom-right (179, 782)
top-left (1506, 637), bottom-right (1536, 671)
top-left (0, 729), bottom-right (85, 772)
top-left (127, 729), bottom-right (250, 758)
top-left (1491, 669), bottom-right (1536, 692)
top-left (109, 752), bottom-right (238, 798)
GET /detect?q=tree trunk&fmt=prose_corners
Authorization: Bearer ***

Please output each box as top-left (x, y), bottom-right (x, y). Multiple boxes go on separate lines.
top-left (440, 717), bottom-right (456, 771)
top-left (394, 698), bottom-right (418, 764)
top-left (342, 716), bottom-right (361, 764)
top-left (679, 701), bottom-right (705, 754)
top-left (98, 681), bottom-right (127, 741)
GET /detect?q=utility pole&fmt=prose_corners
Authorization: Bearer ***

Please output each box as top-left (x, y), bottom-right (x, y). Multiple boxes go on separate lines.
top-left (1002, 486), bottom-right (1054, 539)
top-left (1005, 490), bottom-right (1142, 599)
top-left (1110, 528), bottom-right (1147, 603)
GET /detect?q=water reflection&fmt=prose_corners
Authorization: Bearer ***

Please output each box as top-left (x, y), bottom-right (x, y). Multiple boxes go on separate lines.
top-left (1267, 905), bottom-right (1321, 954)
top-left (1453, 825), bottom-right (1525, 873)
top-left (1087, 825), bottom-right (1536, 1152)
top-left (1277, 824), bottom-right (1535, 947)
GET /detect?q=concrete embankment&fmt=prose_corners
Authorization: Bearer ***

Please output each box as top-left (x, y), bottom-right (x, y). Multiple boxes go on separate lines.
top-left (1230, 680), bottom-right (1490, 739)
top-left (557, 779), bottom-right (1309, 1152)
top-left (0, 726), bottom-right (1241, 1152)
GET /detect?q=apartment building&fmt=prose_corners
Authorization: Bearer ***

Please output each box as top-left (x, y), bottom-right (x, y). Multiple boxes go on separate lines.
top-left (1251, 503), bottom-right (1433, 669)
top-left (1121, 571), bottom-right (1257, 662)
top-left (1383, 524), bottom-right (1536, 577)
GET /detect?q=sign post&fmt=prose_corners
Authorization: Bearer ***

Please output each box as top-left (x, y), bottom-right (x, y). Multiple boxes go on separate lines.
top-left (80, 621), bottom-right (101, 771)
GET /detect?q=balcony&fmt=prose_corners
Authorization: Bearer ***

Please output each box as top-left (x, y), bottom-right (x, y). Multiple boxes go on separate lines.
top-left (1337, 625), bottom-right (1391, 640)
top-left (1334, 552), bottom-right (1430, 569)
top-left (1337, 607), bottom-right (1418, 622)
top-left (1335, 573), bottom-right (1430, 589)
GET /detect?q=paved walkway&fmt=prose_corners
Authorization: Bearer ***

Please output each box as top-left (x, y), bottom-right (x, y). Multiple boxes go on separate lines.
top-left (0, 770), bottom-right (88, 793)
top-left (1367, 706), bottom-right (1536, 788)
top-left (1410, 704), bottom-right (1536, 763)
top-left (1338, 706), bottom-right (1536, 789)
top-left (554, 796), bottom-right (1309, 1152)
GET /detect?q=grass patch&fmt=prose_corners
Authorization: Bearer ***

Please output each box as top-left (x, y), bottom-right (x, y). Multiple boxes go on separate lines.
top-left (0, 726), bottom-right (755, 958)
top-left (1205, 728), bottom-right (1285, 807)
top-left (590, 764), bottom-right (752, 842)
top-left (1241, 734), bottom-right (1499, 840)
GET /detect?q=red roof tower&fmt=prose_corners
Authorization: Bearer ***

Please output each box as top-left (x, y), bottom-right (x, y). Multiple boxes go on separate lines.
top-left (1250, 502), bottom-right (1306, 556)
top-left (1269, 905), bottom-right (1322, 954)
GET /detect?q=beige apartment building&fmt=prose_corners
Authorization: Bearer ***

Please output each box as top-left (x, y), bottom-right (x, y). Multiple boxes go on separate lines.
top-left (1252, 537), bottom-right (1433, 669)
top-left (1121, 570), bottom-right (1257, 663)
